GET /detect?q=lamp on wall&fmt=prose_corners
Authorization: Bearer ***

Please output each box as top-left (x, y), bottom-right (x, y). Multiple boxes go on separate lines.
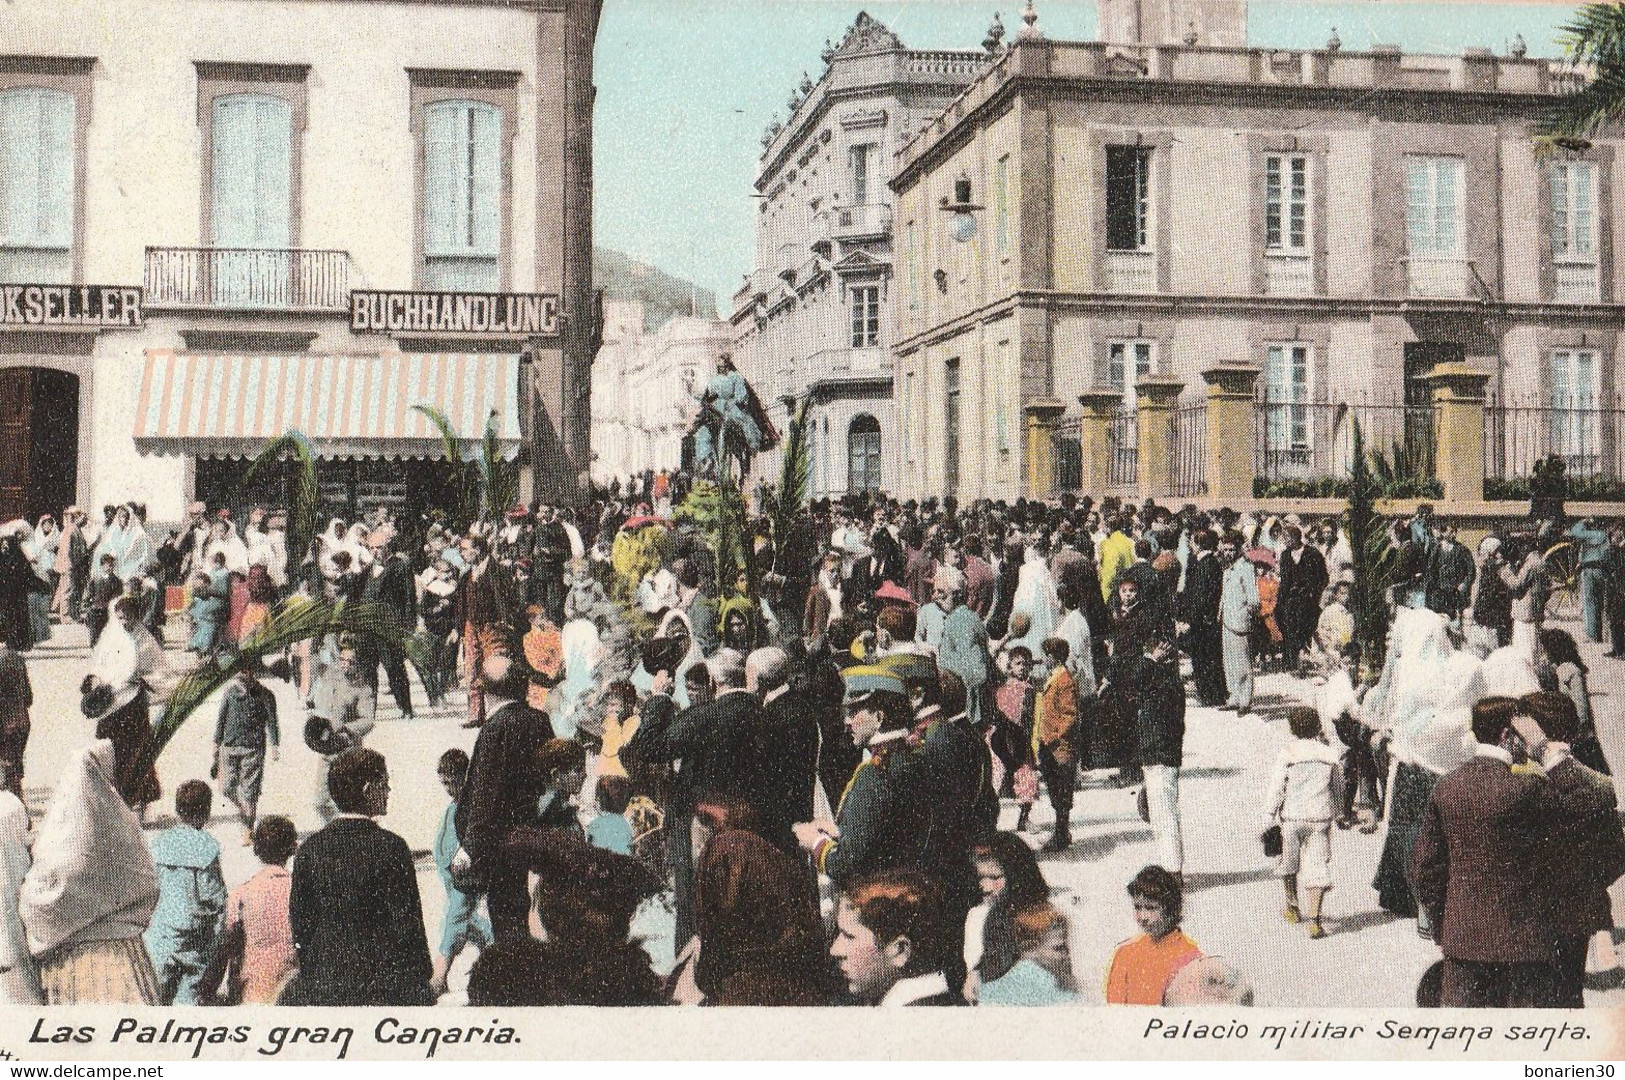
top-left (939, 173), bottom-right (983, 243)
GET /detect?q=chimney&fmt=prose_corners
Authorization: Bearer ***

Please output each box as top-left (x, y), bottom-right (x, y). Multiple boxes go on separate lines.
top-left (1097, 0), bottom-right (1247, 47)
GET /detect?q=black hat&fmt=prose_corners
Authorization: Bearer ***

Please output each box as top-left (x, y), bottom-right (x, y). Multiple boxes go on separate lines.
top-left (641, 635), bottom-right (687, 676)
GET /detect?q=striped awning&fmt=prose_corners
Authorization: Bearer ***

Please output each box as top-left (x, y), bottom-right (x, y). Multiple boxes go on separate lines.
top-left (132, 350), bottom-right (523, 460)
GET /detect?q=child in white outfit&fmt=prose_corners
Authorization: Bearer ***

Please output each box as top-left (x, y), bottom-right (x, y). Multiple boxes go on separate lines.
top-left (1263, 706), bottom-right (1343, 939)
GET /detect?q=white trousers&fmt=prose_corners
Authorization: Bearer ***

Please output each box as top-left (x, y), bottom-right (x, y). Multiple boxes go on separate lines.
top-left (1142, 764), bottom-right (1184, 874)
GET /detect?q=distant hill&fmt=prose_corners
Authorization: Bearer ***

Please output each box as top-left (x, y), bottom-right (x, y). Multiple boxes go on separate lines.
top-left (594, 247), bottom-right (718, 332)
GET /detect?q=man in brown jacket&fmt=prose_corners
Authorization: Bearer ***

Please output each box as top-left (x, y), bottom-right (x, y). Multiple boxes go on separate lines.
top-left (1412, 697), bottom-right (1615, 1007)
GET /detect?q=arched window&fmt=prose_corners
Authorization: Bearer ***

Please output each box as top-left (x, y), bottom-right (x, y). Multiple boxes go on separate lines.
top-left (0, 87), bottom-right (75, 281)
top-left (847, 413), bottom-right (881, 494)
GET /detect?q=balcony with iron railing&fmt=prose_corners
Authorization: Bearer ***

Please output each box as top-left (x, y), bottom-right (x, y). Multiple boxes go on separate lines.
top-left (144, 247), bottom-right (353, 312)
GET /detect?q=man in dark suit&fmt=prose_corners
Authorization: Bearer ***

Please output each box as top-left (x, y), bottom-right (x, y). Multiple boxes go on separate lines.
top-left (286, 747), bottom-right (433, 1006)
top-left (1423, 523), bottom-right (1477, 623)
top-left (624, 651), bottom-right (764, 941)
top-left (748, 647), bottom-right (820, 858)
top-left (1178, 528), bottom-right (1225, 707)
top-left (1275, 524), bottom-right (1328, 671)
top-left (1520, 692), bottom-right (1625, 1007)
top-left (1412, 697), bottom-right (1614, 1007)
top-left (359, 532), bottom-right (418, 719)
top-left (453, 654), bottom-right (556, 939)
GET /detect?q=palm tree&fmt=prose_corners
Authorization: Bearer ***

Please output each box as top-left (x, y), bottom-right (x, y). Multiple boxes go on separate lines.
top-left (137, 598), bottom-right (434, 777)
top-left (413, 404), bottom-right (520, 529)
top-left (1536, 4), bottom-right (1625, 152)
top-left (244, 430), bottom-right (320, 585)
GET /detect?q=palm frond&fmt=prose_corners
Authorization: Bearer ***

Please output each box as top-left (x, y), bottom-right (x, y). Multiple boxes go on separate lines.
top-left (245, 431), bottom-right (319, 582)
top-left (412, 403), bottom-right (479, 527)
top-left (771, 397), bottom-right (812, 563)
top-left (140, 596), bottom-right (433, 776)
top-left (481, 411), bottom-right (519, 524)
top-left (1538, 5), bottom-right (1625, 144)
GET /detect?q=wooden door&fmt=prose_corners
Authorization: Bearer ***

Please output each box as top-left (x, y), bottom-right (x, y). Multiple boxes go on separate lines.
top-left (0, 370), bottom-right (33, 524)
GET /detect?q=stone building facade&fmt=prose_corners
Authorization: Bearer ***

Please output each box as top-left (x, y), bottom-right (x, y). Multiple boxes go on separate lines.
top-left (0, 0), bottom-right (600, 526)
top-left (590, 300), bottom-right (730, 485)
top-left (890, 0), bottom-right (1625, 504)
top-left (729, 12), bottom-right (989, 501)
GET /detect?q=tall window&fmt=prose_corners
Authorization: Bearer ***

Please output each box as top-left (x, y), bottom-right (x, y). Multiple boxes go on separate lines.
top-left (1108, 340), bottom-right (1154, 408)
top-left (1405, 155), bottom-right (1463, 257)
top-left (424, 99), bottom-right (502, 290)
top-left (902, 371), bottom-right (915, 461)
top-left (1263, 344), bottom-right (1311, 471)
top-left (995, 340), bottom-right (1017, 451)
top-left (1105, 147), bottom-right (1151, 252)
top-left (1265, 154), bottom-right (1308, 252)
top-left (849, 144), bottom-right (872, 205)
top-left (0, 87), bottom-right (74, 282)
top-left (211, 94), bottom-right (293, 248)
top-left (1551, 348), bottom-right (1601, 468)
top-left (847, 414), bottom-right (882, 494)
top-left (994, 154), bottom-right (1010, 257)
top-left (906, 221), bottom-right (919, 311)
top-left (850, 284), bottom-right (880, 347)
top-left (1551, 161), bottom-right (1599, 302)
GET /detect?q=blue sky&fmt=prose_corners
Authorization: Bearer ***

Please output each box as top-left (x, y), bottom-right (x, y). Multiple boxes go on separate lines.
top-left (592, 2), bottom-right (1582, 305)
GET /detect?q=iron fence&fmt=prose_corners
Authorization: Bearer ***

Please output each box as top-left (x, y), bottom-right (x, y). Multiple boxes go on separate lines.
top-left (1253, 398), bottom-right (1437, 483)
top-left (1053, 416), bottom-right (1082, 495)
top-left (1484, 396), bottom-right (1625, 481)
top-left (1170, 398), bottom-right (1207, 497)
top-left (1109, 404), bottom-right (1138, 489)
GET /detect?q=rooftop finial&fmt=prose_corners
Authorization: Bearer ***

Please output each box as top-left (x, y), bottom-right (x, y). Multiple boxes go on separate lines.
top-left (1327, 27), bottom-right (1341, 52)
top-left (1019, 0), bottom-right (1042, 41)
top-left (820, 38), bottom-right (836, 65)
top-left (1511, 33), bottom-right (1527, 59)
top-left (1184, 21), bottom-right (1199, 47)
top-left (984, 11), bottom-right (1006, 55)
top-left (800, 71), bottom-right (814, 95)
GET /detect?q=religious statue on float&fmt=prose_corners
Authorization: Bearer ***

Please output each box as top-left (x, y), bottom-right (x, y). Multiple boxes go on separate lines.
top-left (689, 352), bottom-right (777, 485)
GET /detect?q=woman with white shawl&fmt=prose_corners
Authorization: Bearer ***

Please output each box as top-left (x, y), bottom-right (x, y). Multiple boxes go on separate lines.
top-left (631, 608), bottom-right (703, 709)
top-left (115, 504), bottom-right (152, 585)
top-left (318, 518), bottom-right (349, 576)
top-left (552, 616), bottom-right (606, 741)
top-left (92, 505), bottom-right (132, 579)
top-left (1368, 607), bottom-right (1483, 925)
top-left (1009, 540), bottom-right (1060, 658)
top-left (0, 782), bottom-right (41, 1003)
top-left (24, 515), bottom-right (58, 645)
top-left (344, 523), bottom-right (374, 572)
top-left (202, 517), bottom-right (250, 577)
top-left (18, 740), bottom-right (160, 1003)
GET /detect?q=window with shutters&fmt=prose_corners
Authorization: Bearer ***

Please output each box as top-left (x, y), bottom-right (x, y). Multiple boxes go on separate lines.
top-left (0, 88), bottom-right (75, 283)
top-left (850, 284), bottom-right (880, 347)
top-left (847, 414), bottom-right (881, 494)
top-left (1265, 154), bottom-right (1308, 252)
top-left (1405, 156), bottom-right (1463, 257)
top-left (423, 99), bottom-right (503, 291)
top-left (1550, 161), bottom-right (1599, 302)
top-left (1551, 348), bottom-right (1601, 468)
top-left (849, 144), bottom-right (872, 206)
top-left (1263, 343), bottom-right (1312, 474)
top-left (210, 94), bottom-right (293, 248)
top-left (1107, 340), bottom-right (1155, 409)
top-left (1105, 147), bottom-right (1151, 252)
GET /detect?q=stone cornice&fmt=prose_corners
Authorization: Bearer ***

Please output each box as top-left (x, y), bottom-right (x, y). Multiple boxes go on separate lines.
top-left (891, 290), bottom-right (1625, 356)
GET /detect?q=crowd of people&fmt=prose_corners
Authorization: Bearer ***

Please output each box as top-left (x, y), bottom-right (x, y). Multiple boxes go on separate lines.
top-left (0, 481), bottom-right (1620, 1010)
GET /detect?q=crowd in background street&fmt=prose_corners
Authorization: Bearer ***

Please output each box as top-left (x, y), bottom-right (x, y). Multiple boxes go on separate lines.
top-left (0, 471), bottom-right (1620, 1009)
